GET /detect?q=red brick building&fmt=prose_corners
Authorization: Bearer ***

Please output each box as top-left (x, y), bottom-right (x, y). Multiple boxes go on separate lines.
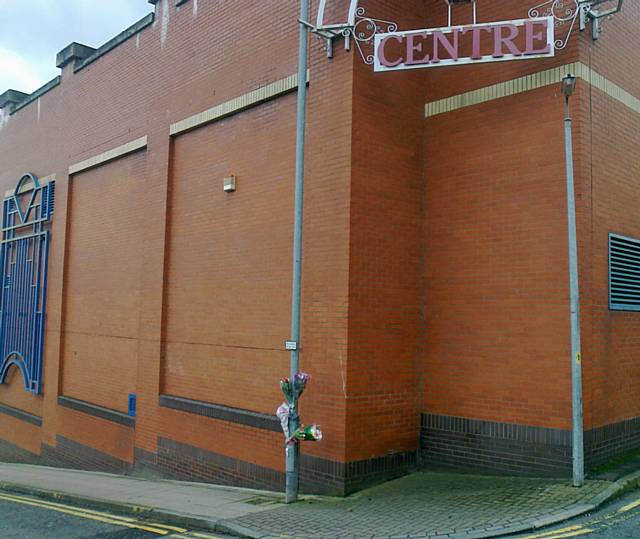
top-left (0, 0), bottom-right (638, 495)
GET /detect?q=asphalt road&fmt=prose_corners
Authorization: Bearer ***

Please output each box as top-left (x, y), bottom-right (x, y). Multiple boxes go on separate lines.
top-left (0, 491), bottom-right (235, 539)
top-left (513, 489), bottom-right (640, 539)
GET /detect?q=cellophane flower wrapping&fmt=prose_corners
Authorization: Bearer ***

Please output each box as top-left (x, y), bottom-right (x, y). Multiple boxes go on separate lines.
top-left (276, 402), bottom-right (291, 439)
top-left (291, 424), bottom-right (323, 442)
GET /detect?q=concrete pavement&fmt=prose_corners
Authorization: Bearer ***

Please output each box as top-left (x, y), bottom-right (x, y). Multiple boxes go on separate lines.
top-left (1, 462), bottom-right (639, 538)
top-left (0, 463), bottom-right (283, 531)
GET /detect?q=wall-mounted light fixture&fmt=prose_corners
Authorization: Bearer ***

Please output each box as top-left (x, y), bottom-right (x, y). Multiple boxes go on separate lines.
top-left (562, 74), bottom-right (577, 99)
top-left (223, 175), bottom-right (237, 192)
top-left (580, 0), bottom-right (625, 41)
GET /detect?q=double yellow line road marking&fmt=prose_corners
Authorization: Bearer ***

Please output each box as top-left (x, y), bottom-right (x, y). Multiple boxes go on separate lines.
top-left (522, 494), bottom-right (640, 539)
top-left (522, 526), bottom-right (593, 539)
top-left (0, 491), bottom-right (222, 538)
top-left (618, 497), bottom-right (640, 514)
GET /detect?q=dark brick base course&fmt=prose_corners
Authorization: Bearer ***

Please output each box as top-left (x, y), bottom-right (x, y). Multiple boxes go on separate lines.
top-left (0, 438), bottom-right (39, 464)
top-left (154, 437), bottom-right (285, 491)
top-left (421, 413), bottom-right (640, 477)
top-left (421, 413), bottom-right (573, 477)
top-left (585, 416), bottom-right (640, 469)
top-left (2, 414), bottom-right (639, 493)
top-left (132, 438), bottom-right (417, 496)
top-left (40, 435), bottom-right (132, 475)
top-left (299, 450), bottom-right (417, 495)
top-left (342, 451), bottom-right (418, 494)
top-left (0, 432), bottom-right (415, 496)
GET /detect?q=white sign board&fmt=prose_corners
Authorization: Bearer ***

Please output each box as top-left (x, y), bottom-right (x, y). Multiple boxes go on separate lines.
top-left (374, 17), bottom-right (555, 72)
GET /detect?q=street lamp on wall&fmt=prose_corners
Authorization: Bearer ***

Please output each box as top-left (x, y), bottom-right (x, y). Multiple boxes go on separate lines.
top-left (581, 0), bottom-right (625, 40)
top-left (562, 74), bottom-right (577, 99)
top-left (285, 0), bottom-right (311, 505)
top-left (562, 73), bottom-right (585, 488)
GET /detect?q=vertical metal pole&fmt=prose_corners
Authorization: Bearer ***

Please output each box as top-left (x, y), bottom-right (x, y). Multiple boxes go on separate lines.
top-left (286, 0), bottom-right (310, 504)
top-left (564, 95), bottom-right (585, 487)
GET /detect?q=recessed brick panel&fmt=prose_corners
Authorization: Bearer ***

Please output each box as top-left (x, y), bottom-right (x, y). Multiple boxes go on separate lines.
top-left (61, 152), bottom-right (146, 415)
top-left (162, 95), bottom-right (296, 414)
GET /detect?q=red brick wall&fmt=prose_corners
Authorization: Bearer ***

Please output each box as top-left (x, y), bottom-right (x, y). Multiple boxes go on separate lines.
top-left (422, 85), bottom-right (573, 429)
top-left (578, 1), bottom-right (640, 430)
top-left (0, 413), bottom-right (41, 455)
top-left (419, 1), bottom-right (640, 437)
top-left (586, 95), bottom-right (640, 428)
top-left (0, 0), bottom-right (638, 484)
top-left (350, 0), bottom-right (582, 435)
top-left (61, 152), bottom-right (146, 413)
top-left (0, 0), bottom-right (353, 473)
top-left (422, 0), bottom-right (581, 102)
top-left (163, 96), bottom-right (296, 412)
top-left (346, 0), bottom-right (427, 461)
top-left (0, 366), bottom-right (43, 417)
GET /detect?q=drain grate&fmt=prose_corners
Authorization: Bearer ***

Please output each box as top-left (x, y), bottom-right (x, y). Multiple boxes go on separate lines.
top-left (243, 496), bottom-right (281, 506)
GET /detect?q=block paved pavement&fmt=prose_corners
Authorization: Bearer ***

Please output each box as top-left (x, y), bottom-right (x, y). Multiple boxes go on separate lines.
top-left (219, 472), bottom-right (612, 539)
top-left (0, 463), bottom-right (635, 539)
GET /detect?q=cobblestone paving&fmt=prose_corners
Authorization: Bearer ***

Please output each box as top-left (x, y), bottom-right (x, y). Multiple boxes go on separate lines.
top-left (222, 471), bottom-right (612, 539)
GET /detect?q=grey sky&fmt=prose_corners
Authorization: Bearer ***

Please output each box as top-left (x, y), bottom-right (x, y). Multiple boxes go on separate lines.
top-left (0, 0), bottom-right (154, 94)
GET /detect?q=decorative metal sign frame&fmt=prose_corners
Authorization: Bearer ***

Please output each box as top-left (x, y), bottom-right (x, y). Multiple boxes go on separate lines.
top-left (309, 0), bottom-right (398, 64)
top-left (529, 0), bottom-right (623, 47)
top-left (0, 173), bottom-right (54, 395)
top-left (310, 0), bottom-right (624, 65)
top-left (528, 0), bottom-right (583, 49)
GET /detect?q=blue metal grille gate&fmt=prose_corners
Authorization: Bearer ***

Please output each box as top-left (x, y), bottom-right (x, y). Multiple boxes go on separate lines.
top-left (0, 173), bottom-right (54, 395)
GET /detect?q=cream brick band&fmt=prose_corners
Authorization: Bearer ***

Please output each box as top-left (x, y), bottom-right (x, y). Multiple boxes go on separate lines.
top-left (69, 136), bottom-right (148, 175)
top-left (170, 73), bottom-right (300, 136)
top-left (67, 73), bottom-right (305, 175)
top-left (425, 62), bottom-right (640, 118)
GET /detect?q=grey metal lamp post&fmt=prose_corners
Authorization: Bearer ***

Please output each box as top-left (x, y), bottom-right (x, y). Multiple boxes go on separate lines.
top-left (562, 73), bottom-right (585, 487)
top-left (286, 0), bottom-right (310, 504)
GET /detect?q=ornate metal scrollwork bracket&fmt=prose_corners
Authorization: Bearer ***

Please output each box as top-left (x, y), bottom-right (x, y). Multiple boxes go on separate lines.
top-left (529, 0), bottom-right (625, 46)
top-left (307, 0), bottom-right (397, 64)
top-left (342, 8), bottom-right (398, 65)
top-left (528, 0), bottom-right (584, 50)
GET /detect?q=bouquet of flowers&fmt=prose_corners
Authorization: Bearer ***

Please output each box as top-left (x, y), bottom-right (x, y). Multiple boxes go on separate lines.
top-left (293, 371), bottom-right (310, 397)
top-left (280, 371), bottom-right (311, 403)
top-left (280, 378), bottom-right (294, 403)
top-left (277, 370), bottom-right (322, 445)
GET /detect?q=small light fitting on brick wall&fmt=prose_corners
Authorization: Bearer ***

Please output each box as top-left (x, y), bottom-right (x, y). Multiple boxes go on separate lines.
top-left (223, 175), bottom-right (237, 193)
